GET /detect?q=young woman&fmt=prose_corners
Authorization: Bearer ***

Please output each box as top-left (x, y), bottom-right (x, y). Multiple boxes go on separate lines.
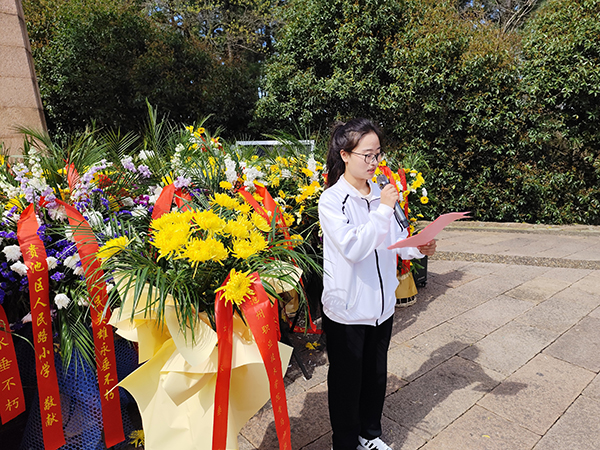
top-left (318, 118), bottom-right (436, 450)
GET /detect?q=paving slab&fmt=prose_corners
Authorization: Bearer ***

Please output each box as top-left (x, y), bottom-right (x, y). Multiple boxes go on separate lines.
top-left (569, 270), bottom-right (600, 295)
top-left (380, 415), bottom-right (428, 450)
top-left (504, 276), bottom-right (571, 304)
top-left (513, 288), bottom-right (600, 334)
top-left (543, 316), bottom-right (600, 372)
top-left (420, 405), bottom-right (540, 450)
top-left (459, 321), bottom-right (557, 376)
top-left (388, 323), bottom-right (482, 382)
top-left (449, 295), bottom-right (533, 335)
top-left (582, 373), bottom-right (600, 402)
top-left (241, 382), bottom-right (330, 450)
top-left (384, 356), bottom-right (503, 440)
top-left (532, 396), bottom-right (600, 450)
top-left (477, 354), bottom-right (594, 435)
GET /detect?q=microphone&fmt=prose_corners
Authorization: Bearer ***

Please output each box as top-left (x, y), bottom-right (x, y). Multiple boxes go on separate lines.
top-left (376, 174), bottom-right (410, 230)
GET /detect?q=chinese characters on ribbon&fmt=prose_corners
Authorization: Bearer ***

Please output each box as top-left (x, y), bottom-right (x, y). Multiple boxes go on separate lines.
top-left (17, 205), bottom-right (66, 450)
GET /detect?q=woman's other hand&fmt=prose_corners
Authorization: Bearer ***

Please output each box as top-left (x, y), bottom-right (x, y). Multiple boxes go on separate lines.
top-left (380, 184), bottom-right (399, 209)
top-left (417, 239), bottom-right (436, 256)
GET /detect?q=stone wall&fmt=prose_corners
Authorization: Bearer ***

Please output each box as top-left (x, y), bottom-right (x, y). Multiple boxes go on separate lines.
top-left (0, 0), bottom-right (47, 156)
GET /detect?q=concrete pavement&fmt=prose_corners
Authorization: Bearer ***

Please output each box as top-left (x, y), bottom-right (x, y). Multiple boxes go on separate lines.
top-left (240, 221), bottom-right (600, 450)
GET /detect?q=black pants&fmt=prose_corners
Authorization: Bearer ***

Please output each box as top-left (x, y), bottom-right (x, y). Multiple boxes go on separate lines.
top-left (323, 313), bottom-right (394, 450)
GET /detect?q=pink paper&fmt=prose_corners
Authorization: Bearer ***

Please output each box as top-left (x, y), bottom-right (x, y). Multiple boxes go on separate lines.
top-left (388, 212), bottom-right (471, 249)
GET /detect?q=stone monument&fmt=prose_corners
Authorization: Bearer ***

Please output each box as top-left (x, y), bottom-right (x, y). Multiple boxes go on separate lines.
top-left (0, 0), bottom-right (47, 156)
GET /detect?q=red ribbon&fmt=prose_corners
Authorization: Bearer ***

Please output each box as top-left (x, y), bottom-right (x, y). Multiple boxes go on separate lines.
top-left (55, 200), bottom-right (125, 448)
top-left (212, 274), bottom-right (234, 450)
top-left (0, 305), bottom-right (26, 424)
top-left (213, 274), bottom-right (292, 450)
top-left (17, 204), bottom-right (65, 450)
top-left (151, 184), bottom-right (192, 221)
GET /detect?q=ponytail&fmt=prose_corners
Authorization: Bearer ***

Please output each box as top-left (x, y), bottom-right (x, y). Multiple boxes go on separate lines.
top-left (325, 118), bottom-right (382, 188)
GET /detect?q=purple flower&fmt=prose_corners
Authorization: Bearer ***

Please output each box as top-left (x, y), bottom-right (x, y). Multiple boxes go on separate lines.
top-left (50, 272), bottom-right (65, 282)
top-left (137, 165), bottom-right (152, 178)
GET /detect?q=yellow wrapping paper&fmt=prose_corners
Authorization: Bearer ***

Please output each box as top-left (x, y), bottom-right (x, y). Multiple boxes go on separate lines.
top-left (109, 284), bottom-right (293, 450)
top-left (395, 270), bottom-right (418, 299)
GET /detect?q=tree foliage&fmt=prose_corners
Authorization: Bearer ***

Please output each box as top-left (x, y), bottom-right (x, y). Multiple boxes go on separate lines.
top-left (255, 0), bottom-right (600, 224)
top-left (23, 0), bottom-right (273, 136)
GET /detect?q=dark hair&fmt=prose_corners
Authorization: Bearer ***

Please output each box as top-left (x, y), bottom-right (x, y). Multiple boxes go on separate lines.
top-left (325, 118), bottom-right (383, 188)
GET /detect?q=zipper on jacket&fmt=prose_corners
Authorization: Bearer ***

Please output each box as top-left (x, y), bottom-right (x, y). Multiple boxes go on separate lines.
top-left (363, 198), bottom-right (386, 325)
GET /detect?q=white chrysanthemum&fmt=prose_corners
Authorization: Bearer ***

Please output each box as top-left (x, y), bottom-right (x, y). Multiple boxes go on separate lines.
top-left (2, 245), bottom-right (22, 262)
top-left (122, 197), bottom-right (135, 207)
top-left (243, 166), bottom-right (264, 189)
top-left (63, 253), bottom-right (81, 270)
top-left (281, 169), bottom-right (292, 179)
top-left (77, 297), bottom-right (89, 307)
top-left (54, 293), bottom-right (71, 309)
top-left (106, 283), bottom-right (115, 293)
top-left (48, 205), bottom-right (67, 221)
top-left (149, 185), bottom-right (163, 204)
top-left (307, 154), bottom-right (320, 182)
top-left (10, 261), bottom-right (28, 276)
top-left (224, 155), bottom-right (238, 185)
top-left (132, 205), bottom-right (148, 218)
top-left (86, 210), bottom-right (104, 228)
top-left (21, 312), bottom-right (32, 323)
top-left (421, 188), bottom-right (427, 197)
top-left (139, 150), bottom-right (155, 160)
top-left (46, 256), bottom-right (58, 270)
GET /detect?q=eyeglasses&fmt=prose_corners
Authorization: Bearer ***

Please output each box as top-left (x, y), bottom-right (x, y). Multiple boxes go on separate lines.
top-left (349, 151), bottom-right (385, 164)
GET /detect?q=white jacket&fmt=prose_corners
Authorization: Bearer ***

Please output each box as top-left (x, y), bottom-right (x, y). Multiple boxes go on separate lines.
top-left (318, 175), bottom-right (424, 326)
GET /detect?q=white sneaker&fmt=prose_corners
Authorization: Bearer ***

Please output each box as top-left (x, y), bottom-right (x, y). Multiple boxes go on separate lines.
top-left (357, 436), bottom-right (392, 450)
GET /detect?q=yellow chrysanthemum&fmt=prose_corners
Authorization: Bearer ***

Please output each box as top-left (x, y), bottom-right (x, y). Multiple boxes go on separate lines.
top-left (215, 269), bottom-right (255, 306)
top-left (270, 165), bottom-right (281, 174)
top-left (223, 216), bottom-right (251, 239)
top-left (251, 212), bottom-right (271, 232)
top-left (268, 176), bottom-right (280, 187)
top-left (235, 201), bottom-right (252, 215)
top-left (220, 181), bottom-right (233, 190)
top-left (248, 229), bottom-right (268, 253)
top-left (288, 234), bottom-right (304, 247)
top-left (129, 429), bottom-right (145, 448)
top-left (417, 213), bottom-right (424, 218)
top-left (412, 173), bottom-right (425, 189)
top-left (193, 209), bottom-right (226, 234)
top-left (151, 210), bottom-right (193, 232)
top-left (283, 213), bottom-right (295, 226)
top-left (181, 237), bottom-right (228, 266)
top-left (185, 125), bottom-right (194, 133)
top-left (231, 238), bottom-right (258, 259)
top-left (152, 222), bottom-right (191, 259)
top-left (97, 236), bottom-right (130, 260)
top-left (278, 190), bottom-right (286, 199)
top-left (211, 192), bottom-right (240, 209)
top-left (295, 181), bottom-right (320, 203)
top-left (252, 192), bottom-right (264, 202)
top-left (301, 168), bottom-right (313, 177)
top-left (420, 196), bottom-right (429, 204)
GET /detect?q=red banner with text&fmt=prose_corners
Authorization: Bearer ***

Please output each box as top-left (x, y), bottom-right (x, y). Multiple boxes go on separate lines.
top-left (0, 305), bottom-right (26, 424)
top-left (56, 200), bottom-right (125, 448)
top-left (17, 205), bottom-right (65, 450)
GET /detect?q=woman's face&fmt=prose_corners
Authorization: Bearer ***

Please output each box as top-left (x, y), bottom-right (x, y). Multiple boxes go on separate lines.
top-left (341, 131), bottom-right (381, 189)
